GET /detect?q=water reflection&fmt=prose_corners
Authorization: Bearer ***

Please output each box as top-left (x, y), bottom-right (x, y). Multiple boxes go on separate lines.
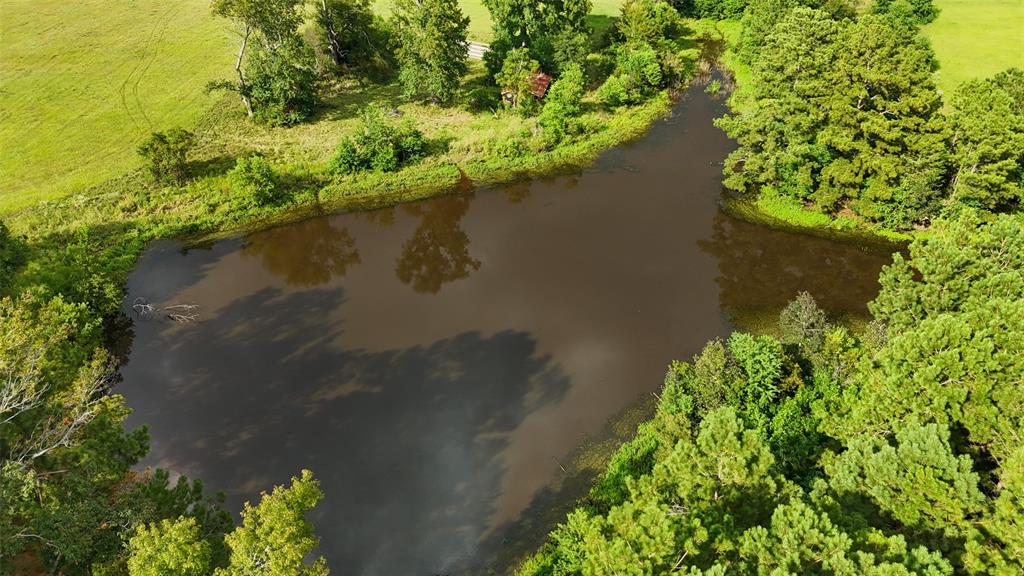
top-left (242, 218), bottom-right (361, 287)
top-left (395, 194), bottom-right (481, 294)
top-left (699, 211), bottom-right (893, 315)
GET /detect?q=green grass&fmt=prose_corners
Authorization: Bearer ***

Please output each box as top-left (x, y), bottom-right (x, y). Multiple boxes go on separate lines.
top-left (0, 0), bottom-right (235, 214)
top-left (924, 0), bottom-right (1024, 96)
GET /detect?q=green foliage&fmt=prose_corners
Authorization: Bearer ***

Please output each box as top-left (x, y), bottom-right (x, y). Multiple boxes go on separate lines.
top-left (244, 39), bottom-right (320, 127)
top-left (538, 64), bottom-right (586, 143)
top-left (778, 290), bottom-right (830, 352)
top-left (215, 470), bottom-right (328, 576)
top-left (826, 422), bottom-right (985, 534)
top-left (597, 45), bottom-right (662, 107)
top-left (838, 213), bottom-right (1024, 465)
top-left (0, 220), bottom-right (27, 292)
top-left (127, 517), bottom-right (212, 576)
top-left (495, 48), bottom-right (542, 111)
top-left (719, 8), bottom-right (951, 228)
top-left (331, 108), bottom-right (428, 174)
top-left (315, 0), bottom-right (392, 78)
top-left (618, 0), bottom-right (678, 45)
top-left (393, 0), bottom-right (469, 103)
top-left (229, 156), bottom-right (284, 207)
top-left (212, 0), bottom-right (318, 123)
top-left (136, 128), bottom-right (195, 185)
top-left (482, 0), bottom-right (592, 75)
top-left (211, 0), bottom-right (303, 43)
top-left (947, 69), bottom-right (1024, 211)
top-left (872, 0), bottom-right (939, 25)
top-left (684, 0), bottom-right (749, 19)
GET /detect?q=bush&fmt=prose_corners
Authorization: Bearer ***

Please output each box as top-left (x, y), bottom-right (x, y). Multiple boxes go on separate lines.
top-left (137, 128), bottom-right (195, 185)
top-left (331, 108), bottom-right (428, 174)
top-left (229, 156), bottom-right (283, 207)
top-left (597, 45), bottom-right (662, 107)
top-left (539, 64), bottom-right (587, 144)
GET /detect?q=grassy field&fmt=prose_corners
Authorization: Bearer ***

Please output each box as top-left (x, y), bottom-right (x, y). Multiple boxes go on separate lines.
top-left (0, 0), bottom-right (626, 215)
top-left (924, 0), bottom-right (1024, 95)
top-left (0, 0), bottom-right (235, 214)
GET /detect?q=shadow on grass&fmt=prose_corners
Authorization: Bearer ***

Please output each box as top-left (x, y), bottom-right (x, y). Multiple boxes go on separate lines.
top-left (314, 81), bottom-right (407, 122)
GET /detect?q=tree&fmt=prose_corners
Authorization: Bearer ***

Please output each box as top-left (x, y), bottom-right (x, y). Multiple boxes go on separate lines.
top-left (872, 0), bottom-right (939, 24)
top-left (127, 517), bottom-right (212, 576)
top-left (539, 64), bottom-right (586, 144)
top-left (494, 48), bottom-right (541, 110)
top-left (717, 7), bottom-right (840, 200)
top-left (947, 71), bottom-right (1024, 211)
top-left (211, 0), bottom-right (318, 125)
top-left (597, 44), bottom-right (663, 107)
top-left (736, 0), bottom-right (795, 63)
top-left (243, 38), bottom-right (319, 126)
top-left (817, 15), bottom-right (947, 226)
top-left (313, 0), bottom-right (390, 76)
top-left (833, 213), bottom-right (1024, 464)
top-left (392, 0), bottom-right (469, 103)
top-left (137, 128), bottom-right (195, 185)
top-left (778, 291), bottom-right (830, 352)
top-left (482, 0), bottom-right (591, 76)
top-left (216, 470), bottom-right (328, 576)
top-left (618, 0), bottom-right (678, 46)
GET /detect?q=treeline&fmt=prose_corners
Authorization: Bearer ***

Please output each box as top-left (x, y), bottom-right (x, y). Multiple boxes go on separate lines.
top-left (717, 0), bottom-right (1023, 229)
top-left (518, 210), bottom-right (1024, 575)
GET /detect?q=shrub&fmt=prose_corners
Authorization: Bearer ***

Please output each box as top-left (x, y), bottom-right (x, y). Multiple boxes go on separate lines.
top-left (229, 156), bottom-right (283, 207)
top-left (597, 45), bottom-right (662, 107)
top-left (137, 128), bottom-right (195, 185)
top-left (539, 64), bottom-right (587, 144)
top-left (331, 108), bottom-right (427, 174)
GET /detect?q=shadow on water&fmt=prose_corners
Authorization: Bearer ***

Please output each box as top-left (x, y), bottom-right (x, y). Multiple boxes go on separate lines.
top-left (132, 285), bottom-right (570, 575)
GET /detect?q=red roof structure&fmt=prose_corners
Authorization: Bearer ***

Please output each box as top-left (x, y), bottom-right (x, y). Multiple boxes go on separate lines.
top-left (528, 71), bottom-right (552, 98)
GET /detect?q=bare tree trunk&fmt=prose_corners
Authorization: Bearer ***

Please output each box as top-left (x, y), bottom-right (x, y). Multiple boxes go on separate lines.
top-left (320, 0), bottom-right (345, 66)
top-left (236, 25), bottom-right (254, 117)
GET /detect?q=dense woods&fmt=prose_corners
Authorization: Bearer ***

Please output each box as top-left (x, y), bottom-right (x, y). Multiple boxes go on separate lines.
top-left (718, 0), bottom-right (1023, 229)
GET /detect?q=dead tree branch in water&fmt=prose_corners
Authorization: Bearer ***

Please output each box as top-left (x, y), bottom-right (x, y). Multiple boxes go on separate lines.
top-left (132, 298), bottom-right (199, 323)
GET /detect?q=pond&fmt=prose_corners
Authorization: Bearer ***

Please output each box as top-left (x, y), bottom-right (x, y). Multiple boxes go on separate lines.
top-left (119, 77), bottom-right (894, 575)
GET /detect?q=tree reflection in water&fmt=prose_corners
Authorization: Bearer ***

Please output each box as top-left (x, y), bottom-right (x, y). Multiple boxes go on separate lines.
top-left (395, 194), bottom-right (481, 294)
top-left (242, 217), bottom-right (361, 287)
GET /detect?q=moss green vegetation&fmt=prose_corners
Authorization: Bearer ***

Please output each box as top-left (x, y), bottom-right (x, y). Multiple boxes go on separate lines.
top-left (924, 0), bottom-right (1024, 96)
top-left (0, 0), bottom-right (233, 213)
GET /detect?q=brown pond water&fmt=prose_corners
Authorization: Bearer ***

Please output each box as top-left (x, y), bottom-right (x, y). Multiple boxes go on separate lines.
top-left (119, 79), bottom-right (894, 575)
